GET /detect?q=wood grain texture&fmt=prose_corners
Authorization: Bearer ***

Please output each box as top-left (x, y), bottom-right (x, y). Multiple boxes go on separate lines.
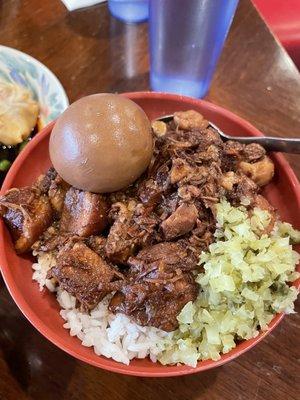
top-left (0, 1), bottom-right (299, 399)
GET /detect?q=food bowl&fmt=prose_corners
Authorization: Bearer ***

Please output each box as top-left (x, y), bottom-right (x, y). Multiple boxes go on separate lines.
top-left (0, 45), bottom-right (69, 127)
top-left (0, 92), bottom-right (299, 377)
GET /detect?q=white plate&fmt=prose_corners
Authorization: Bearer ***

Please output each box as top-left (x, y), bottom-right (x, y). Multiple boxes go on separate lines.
top-left (0, 45), bottom-right (69, 128)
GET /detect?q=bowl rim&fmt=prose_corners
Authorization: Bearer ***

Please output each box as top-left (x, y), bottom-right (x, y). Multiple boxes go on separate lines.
top-left (0, 45), bottom-right (69, 111)
top-left (0, 91), bottom-right (299, 377)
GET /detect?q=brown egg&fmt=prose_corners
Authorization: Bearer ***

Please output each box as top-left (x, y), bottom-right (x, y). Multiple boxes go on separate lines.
top-left (49, 94), bottom-right (153, 193)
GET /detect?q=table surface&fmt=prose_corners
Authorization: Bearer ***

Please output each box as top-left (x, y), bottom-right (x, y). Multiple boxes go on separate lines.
top-left (0, 1), bottom-right (299, 399)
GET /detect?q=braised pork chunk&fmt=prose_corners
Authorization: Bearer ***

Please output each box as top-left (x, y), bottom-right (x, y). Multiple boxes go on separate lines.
top-left (109, 243), bottom-right (199, 331)
top-left (47, 241), bottom-right (121, 310)
top-left (0, 187), bottom-right (53, 253)
top-left (60, 187), bottom-right (108, 236)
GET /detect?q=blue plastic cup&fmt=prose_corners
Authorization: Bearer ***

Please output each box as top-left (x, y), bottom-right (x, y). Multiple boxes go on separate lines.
top-left (108, 0), bottom-right (149, 24)
top-left (149, 0), bottom-right (239, 98)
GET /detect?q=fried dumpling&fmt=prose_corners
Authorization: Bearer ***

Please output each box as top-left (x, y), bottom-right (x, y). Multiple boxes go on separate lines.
top-left (0, 80), bottom-right (39, 146)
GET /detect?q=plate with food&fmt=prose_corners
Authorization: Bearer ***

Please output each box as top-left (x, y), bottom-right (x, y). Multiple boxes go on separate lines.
top-left (0, 45), bottom-right (69, 182)
top-left (0, 92), bottom-right (299, 377)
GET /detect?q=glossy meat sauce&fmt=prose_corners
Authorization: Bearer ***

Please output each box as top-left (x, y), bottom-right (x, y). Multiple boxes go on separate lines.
top-left (0, 110), bottom-right (275, 331)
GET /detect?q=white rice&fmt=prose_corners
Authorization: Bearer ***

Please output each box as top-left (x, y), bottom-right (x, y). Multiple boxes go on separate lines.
top-left (32, 251), bottom-right (57, 292)
top-left (32, 253), bottom-right (171, 365)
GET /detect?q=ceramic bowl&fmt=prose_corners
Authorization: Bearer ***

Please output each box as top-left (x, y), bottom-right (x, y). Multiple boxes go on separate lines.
top-left (0, 92), bottom-right (299, 377)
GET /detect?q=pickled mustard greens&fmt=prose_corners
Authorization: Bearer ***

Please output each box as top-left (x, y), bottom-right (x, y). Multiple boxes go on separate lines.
top-left (158, 200), bottom-right (300, 367)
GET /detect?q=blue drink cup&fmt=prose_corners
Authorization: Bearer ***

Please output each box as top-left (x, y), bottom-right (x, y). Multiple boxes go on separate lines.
top-left (149, 0), bottom-right (239, 98)
top-left (108, 0), bottom-right (149, 24)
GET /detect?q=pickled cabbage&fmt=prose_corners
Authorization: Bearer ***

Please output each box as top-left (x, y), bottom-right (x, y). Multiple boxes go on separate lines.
top-left (158, 200), bottom-right (299, 367)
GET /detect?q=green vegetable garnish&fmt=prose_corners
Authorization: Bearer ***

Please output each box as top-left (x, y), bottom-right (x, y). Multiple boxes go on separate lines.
top-left (18, 139), bottom-right (30, 153)
top-left (0, 159), bottom-right (11, 171)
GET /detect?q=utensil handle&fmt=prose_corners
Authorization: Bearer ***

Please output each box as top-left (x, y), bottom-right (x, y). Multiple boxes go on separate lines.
top-left (157, 117), bottom-right (300, 154)
top-left (230, 136), bottom-right (300, 154)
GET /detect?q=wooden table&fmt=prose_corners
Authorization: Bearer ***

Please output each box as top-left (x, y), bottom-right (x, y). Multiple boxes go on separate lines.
top-left (0, 1), bottom-right (299, 399)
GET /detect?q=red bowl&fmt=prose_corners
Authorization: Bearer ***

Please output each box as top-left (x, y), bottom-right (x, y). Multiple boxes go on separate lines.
top-left (0, 92), bottom-right (299, 377)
